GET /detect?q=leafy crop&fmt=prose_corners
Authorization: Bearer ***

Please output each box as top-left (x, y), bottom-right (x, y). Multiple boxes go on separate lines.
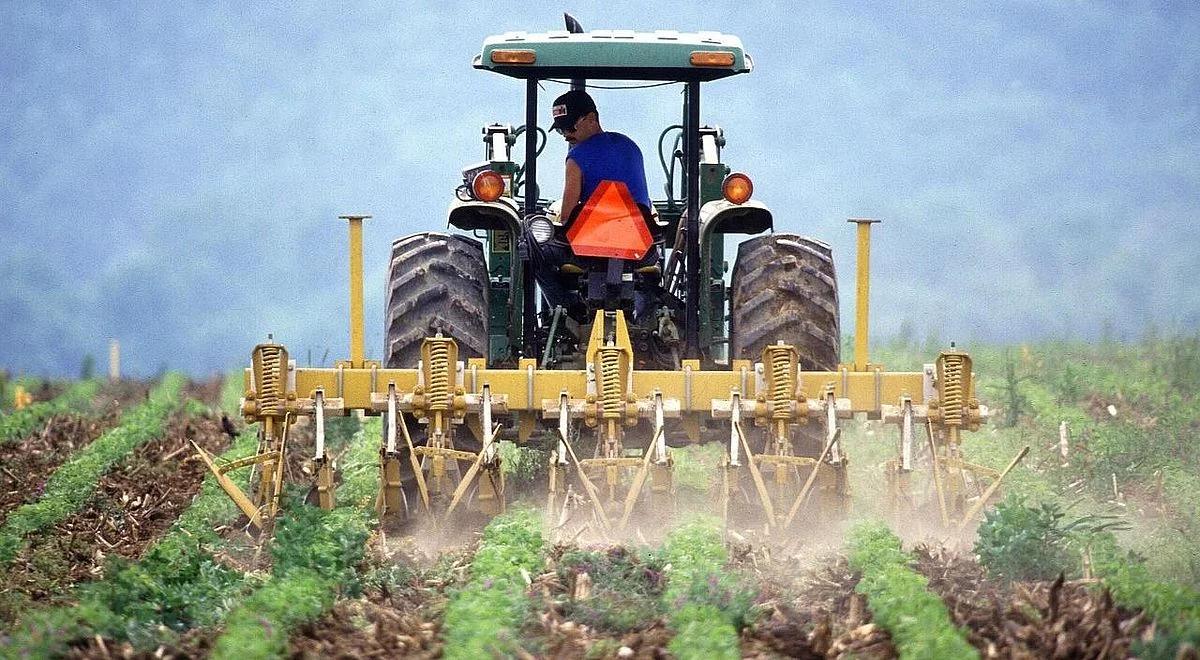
top-left (442, 507), bottom-right (545, 659)
top-left (847, 522), bottom-right (977, 660)
top-left (0, 375), bottom-right (183, 565)
top-left (660, 516), bottom-right (751, 660)
top-left (556, 546), bottom-right (666, 632)
top-left (212, 502), bottom-right (372, 659)
top-left (0, 379), bottom-right (99, 445)
top-left (975, 495), bottom-right (1128, 582)
top-left (499, 439), bottom-right (548, 490)
top-left (1088, 535), bottom-right (1200, 658)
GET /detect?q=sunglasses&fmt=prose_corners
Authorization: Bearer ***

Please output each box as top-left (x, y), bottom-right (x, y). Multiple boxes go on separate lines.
top-left (554, 115), bottom-right (584, 134)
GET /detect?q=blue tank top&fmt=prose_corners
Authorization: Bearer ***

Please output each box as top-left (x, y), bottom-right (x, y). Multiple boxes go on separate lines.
top-left (567, 132), bottom-right (651, 209)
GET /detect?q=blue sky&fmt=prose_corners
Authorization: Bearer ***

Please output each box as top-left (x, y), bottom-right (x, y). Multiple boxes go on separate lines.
top-left (2, 2), bottom-right (1198, 376)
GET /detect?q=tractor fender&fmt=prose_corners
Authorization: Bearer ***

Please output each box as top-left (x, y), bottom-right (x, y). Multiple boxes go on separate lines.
top-left (698, 199), bottom-right (773, 237)
top-left (447, 197), bottom-right (523, 234)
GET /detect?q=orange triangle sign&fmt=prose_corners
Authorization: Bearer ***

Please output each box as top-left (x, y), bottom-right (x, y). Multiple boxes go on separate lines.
top-left (566, 180), bottom-right (654, 260)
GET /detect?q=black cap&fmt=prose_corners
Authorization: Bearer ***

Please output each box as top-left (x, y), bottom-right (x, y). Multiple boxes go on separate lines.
top-left (550, 89), bottom-right (597, 132)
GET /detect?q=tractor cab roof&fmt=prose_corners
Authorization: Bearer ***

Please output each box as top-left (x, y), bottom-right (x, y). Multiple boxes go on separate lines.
top-left (475, 29), bottom-right (752, 82)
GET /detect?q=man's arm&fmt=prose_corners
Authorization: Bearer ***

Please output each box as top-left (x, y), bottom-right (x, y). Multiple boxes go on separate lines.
top-left (560, 158), bottom-right (582, 225)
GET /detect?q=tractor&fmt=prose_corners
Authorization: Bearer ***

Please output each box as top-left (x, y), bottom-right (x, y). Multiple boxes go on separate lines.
top-left (198, 17), bottom-right (1020, 540)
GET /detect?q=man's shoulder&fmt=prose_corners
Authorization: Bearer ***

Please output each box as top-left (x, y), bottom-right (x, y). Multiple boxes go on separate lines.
top-left (604, 131), bottom-right (640, 150)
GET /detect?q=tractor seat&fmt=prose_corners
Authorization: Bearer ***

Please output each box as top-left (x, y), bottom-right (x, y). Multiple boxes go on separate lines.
top-left (635, 264), bottom-right (661, 275)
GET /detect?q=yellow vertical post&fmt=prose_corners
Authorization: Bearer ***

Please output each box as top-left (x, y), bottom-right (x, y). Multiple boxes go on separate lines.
top-left (339, 215), bottom-right (371, 368)
top-left (848, 218), bottom-right (880, 372)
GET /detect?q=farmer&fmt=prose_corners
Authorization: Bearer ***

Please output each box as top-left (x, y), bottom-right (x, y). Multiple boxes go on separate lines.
top-left (524, 89), bottom-right (652, 319)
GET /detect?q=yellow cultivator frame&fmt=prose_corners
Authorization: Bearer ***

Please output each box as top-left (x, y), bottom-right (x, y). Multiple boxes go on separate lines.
top-left (198, 216), bottom-right (1020, 536)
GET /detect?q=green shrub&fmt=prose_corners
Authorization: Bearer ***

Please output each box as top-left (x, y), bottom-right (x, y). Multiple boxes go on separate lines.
top-left (443, 508), bottom-right (545, 659)
top-left (0, 375), bottom-right (183, 565)
top-left (847, 522), bottom-right (977, 660)
top-left (499, 439), bottom-right (548, 490)
top-left (974, 495), bottom-right (1126, 582)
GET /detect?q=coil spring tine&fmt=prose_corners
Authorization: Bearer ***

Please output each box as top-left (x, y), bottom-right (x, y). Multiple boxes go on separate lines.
top-left (426, 340), bottom-right (451, 411)
top-left (599, 346), bottom-right (622, 419)
top-left (941, 354), bottom-right (965, 426)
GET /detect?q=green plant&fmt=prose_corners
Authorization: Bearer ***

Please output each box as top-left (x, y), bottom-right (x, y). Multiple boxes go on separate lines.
top-left (0, 379), bottom-right (100, 445)
top-left (2, 424), bottom-right (261, 656)
top-left (443, 507), bottom-right (544, 659)
top-left (557, 546), bottom-right (666, 633)
top-left (1089, 534), bottom-right (1200, 658)
top-left (659, 516), bottom-right (751, 660)
top-left (974, 495), bottom-right (1128, 582)
top-left (212, 503), bottom-right (373, 659)
top-left (499, 439), bottom-right (548, 489)
top-left (210, 420), bottom-right (381, 660)
top-left (847, 522), bottom-right (977, 660)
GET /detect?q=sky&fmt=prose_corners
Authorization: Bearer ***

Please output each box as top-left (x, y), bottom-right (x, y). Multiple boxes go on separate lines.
top-left (2, 2), bottom-right (1198, 377)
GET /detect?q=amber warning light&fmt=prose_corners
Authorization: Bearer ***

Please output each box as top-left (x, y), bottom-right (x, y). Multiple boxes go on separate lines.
top-left (491, 50), bottom-right (537, 64)
top-left (472, 170), bottom-right (506, 202)
top-left (690, 51), bottom-right (735, 67)
top-left (722, 173), bottom-right (753, 204)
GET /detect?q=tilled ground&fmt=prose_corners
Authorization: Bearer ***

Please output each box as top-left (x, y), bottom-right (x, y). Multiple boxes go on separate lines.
top-left (912, 545), bottom-right (1153, 659)
top-left (0, 412), bottom-right (120, 519)
top-left (287, 545), bottom-right (473, 659)
top-left (0, 380), bottom-right (152, 521)
top-left (0, 410), bottom-right (232, 625)
top-left (738, 550), bottom-right (895, 659)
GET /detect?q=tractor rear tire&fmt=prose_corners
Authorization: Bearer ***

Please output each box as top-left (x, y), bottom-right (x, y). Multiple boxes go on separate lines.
top-left (384, 232), bottom-right (489, 368)
top-left (729, 234), bottom-right (840, 370)
top-left (384, 233), bottom-right (489, 521)
top-left (728, 233), bottom-right (845, 521)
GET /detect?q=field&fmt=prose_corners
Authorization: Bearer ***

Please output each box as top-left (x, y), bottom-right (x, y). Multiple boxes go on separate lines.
top-left (1, 335), bottom-right (1198, 659)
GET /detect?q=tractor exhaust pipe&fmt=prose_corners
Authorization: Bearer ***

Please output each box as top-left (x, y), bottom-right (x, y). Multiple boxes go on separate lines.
top-left (849, 218), bottom-right (879, 371)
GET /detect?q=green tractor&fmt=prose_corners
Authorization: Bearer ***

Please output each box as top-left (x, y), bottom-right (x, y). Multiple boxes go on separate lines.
top-left (389, 20), bottom-right (837, 376)
top-left (383, 16), bottom-right (843, 526)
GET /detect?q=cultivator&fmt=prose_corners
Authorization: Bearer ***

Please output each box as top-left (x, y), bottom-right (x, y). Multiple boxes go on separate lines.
top-left (195, 218), bottom-right (1014, 538)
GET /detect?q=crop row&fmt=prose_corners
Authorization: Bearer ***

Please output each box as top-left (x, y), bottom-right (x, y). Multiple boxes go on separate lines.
top-left (1091, 536), bottom-right (1200, 656)
top-left (846, 522), bottom-right (977, 660)
top-left (659, 516), bottom-right (749, 660)
top-left (3, 426), bottom-right (261, 657)
top-left (0, 380), bottom-right (99, 445)
top-left (211, 416), bottom-right (378, 659)
top-left (0, 374), bottom-right (183, 565)
top-left (442, 507), bottom-right (545, 659)
top-left (5, 373), bottom-right (259, 655)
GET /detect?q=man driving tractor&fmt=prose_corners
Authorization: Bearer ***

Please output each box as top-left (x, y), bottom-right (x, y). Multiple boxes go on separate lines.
top-left (524, 89), bottom-right (654, 321)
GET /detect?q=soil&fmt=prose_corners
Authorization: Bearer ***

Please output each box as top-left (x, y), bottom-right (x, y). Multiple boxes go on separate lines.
top-left (912, 545), bottom-right (1153, 659)
top-left (0, 411), bottom-right (121, 519)
top-left (286, 544), bottom-right (470, 659)
top-left (739, 551), bottom-right (896, 660)
top-left (0, 411), bottom-right (230, 625)
top-left (0, 380), bottom-right (151, 521)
